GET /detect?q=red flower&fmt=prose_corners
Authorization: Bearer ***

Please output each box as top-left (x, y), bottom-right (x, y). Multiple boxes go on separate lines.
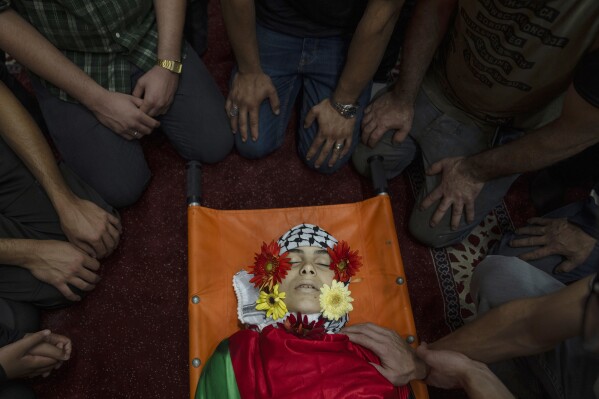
top-left (277, 313), bottom-right (326, 340)
top-left (327, 240), bottom-right (362, 282)
top-left (249, 241), bottom-right (291, 289)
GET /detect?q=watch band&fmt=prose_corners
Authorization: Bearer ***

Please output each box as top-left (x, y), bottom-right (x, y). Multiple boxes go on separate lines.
top-left (330, 99), bottom-right (359, 119)
top-left (157, 59), bottom-right (183, 74)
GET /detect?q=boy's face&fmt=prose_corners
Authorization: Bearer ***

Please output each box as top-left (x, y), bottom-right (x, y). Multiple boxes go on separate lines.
top-left (279, 246), bottom-right (335, 314)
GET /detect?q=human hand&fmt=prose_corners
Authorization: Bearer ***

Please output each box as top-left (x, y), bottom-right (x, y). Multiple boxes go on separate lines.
top-left (58, 196), bottom-right (122, 259)
top-left (132, 65), bottom-right (179, 117)
top-left (361, 91), bottom-right (414, 148)
top-left (416, 342), bottom-right (486, 390)
top-left (0, 330), bottom-right (69, 379)
top-left (342, 323), bottom-right (427, 386)
top-left (420, 157), bottom-right (484, 230)
top-left (23, 240), bottom-right (101, 301)
top-left (304, 98), bottom-right (356, 169)
top-left (226, 71), bottom-right (280, 142)
top-left (26, 331), bottom-right (72, 376)
top-left (510, 218), bottom-right (597, 273)
top-left (88, 90), bottom-right (160, 140)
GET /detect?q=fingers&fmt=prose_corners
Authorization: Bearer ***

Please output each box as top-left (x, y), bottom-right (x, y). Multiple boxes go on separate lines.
top-left (238, 105), bottom-right (249, 142)
top-left (248, 107), bottom-right (260, 142)
top-left (465, 202), bottom-right (475, 225)
top-left (107, 212), bottom-right (122, 233)
top-left (518, 246), bottom-right (553, 261)
top-left (82, 255), bottom-right (101, 272)
top-left (555, 260), bottom-right (578, 274)
top-left (419, 187), bottom-right (443, 212)
top-left (267, 87), bottom-right (280, 116)
top-left (303, 109), bottom-right (316, 130)
top-left (328, 139), bottom-right (350, 168)
top-left (515, 225), bottom-right (547, 236)
top-left (68, 276), bottom-right (97, 292)
top-left (429, 197), bottom-right (452, 228)
top-left (450, 200), bottom-right (464, 231)
top-left (57, 283), bottom-right (81, 302)
top-left (369, 362), bottom-right (395, 383)
top-left (17, 330), bottom-right (52, 353)
top-left (27, 342), bottom-right (67, 361)
top-left (131, 81), bottom-right (144, 99)
top-left (75, 241), bottom-right (97, 259)
top-left (510, 235), bottom-right (548, 248)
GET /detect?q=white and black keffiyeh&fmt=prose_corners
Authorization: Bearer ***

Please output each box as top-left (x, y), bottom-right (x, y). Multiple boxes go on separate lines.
top-left (277, 223), bottom-right (337, 254)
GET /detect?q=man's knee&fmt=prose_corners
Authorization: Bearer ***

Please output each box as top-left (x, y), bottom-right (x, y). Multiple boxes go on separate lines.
top-left (408, 210), bottom-right (471, 248)
top-left (93, 166), bottom-right (151, 208)
top-left (352, 143), bottom-right (375, 177)
top-left (234, 120), bottom-right (285, 160)
top-left (471, 255), bottom-right (564, 314)
top-left (235, 137), bottom-right (278, 160)
top-left (179, 130), bottom-right (234, 164)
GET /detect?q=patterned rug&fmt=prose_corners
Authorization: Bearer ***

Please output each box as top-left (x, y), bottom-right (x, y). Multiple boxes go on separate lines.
top-left (407, 162), bottom-right (515, 328)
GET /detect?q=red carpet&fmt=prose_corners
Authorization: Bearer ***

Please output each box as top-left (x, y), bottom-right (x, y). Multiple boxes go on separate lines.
top-left (20, 2), bottom-right (545, 398)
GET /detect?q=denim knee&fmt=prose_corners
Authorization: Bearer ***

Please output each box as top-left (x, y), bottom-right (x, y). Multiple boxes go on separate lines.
top-left (235, 134), bottom-right (281, 160)
top-left (302, 155), bottom-right (350, 174)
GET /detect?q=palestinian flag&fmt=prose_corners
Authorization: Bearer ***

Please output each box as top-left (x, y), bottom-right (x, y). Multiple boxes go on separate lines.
top-left (196, 326), bottom-right (415, 398)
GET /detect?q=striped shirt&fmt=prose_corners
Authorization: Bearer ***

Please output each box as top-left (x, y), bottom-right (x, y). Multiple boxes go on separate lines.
top-left (0, 0), bottom-right (164, 102)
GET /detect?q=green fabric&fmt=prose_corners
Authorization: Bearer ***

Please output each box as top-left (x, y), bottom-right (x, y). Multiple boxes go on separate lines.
top-left (0, 0), bottom-right (162, 102)
top-left (195, 339), bottom-right (241, 399)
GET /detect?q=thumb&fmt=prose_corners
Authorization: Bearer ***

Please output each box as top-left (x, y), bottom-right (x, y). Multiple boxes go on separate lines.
top-left (131, 81), bottom-right (145, 99)
top-left (392, 127), bottom-right (409, 144)
top-left (16, 330), bottom-right (51, 353)
top-left (415, 342), bottom-right (430, 359)
top-left (426, 161), bottom-right (444, 176)
top-left (303, 108), bottom-right (316, 129)
top-left (129, 95), bottom-right (144, 108)
top-left (554, 260), bottom-right (577, 274)
top-left (370, 362), bottom-right (393, 381)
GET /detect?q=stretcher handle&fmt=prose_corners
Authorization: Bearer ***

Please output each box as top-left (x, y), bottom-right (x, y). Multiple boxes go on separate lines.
top-left (368, 155), bottom-right (388, 195)
top-left (186, 161), bottom-right (202, 206)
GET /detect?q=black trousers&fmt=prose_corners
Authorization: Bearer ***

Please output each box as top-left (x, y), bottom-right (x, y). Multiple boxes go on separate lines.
top-left (0, 135), bottom-right (115, 309)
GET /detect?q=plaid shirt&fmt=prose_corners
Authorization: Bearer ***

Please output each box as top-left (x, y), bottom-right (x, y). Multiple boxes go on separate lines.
top-left (0, 0), bottom-right (163, 102)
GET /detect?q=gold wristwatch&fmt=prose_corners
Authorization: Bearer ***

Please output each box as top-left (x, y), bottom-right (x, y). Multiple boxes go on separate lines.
top-left (157, 59), bottom-right (183, 74)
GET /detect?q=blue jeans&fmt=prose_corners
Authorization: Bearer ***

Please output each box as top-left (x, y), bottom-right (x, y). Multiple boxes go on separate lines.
top-left (233, 24), bottom-right (372, 174)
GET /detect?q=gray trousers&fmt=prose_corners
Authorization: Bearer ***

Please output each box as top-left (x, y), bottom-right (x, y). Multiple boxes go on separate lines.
top-left (352, 89), bottom-right (517, 247)
top-left (472, 256), bottom-right (599, 399)
top-left (32, 45), bottom-right (233, 207)
top-left (0, 135), bottom-right (114, 310)
top-left (491, 202), bottom-right (599, 284)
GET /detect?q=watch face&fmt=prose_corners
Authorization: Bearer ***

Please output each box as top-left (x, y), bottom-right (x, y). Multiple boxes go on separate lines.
top-left (334, 102), bottom-right (358, 119)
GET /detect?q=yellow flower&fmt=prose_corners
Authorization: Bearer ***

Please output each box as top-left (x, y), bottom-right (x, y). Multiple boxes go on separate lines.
top-left (255, 284), bottom-right (288, 320)
top-left (319, 280), bottom-right (354, 321)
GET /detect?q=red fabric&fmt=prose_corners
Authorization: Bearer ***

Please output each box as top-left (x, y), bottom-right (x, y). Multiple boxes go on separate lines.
top-left (229, 326), bottom-right (410, 399)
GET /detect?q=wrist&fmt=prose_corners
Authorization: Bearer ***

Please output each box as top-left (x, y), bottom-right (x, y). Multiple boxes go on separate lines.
top-left (459, 360), bottom-right (493, 390)
top-left (156, 59), bottom-right (182, 74)
top-left (329, 97), bottom-right (360, 119)
top-left (411, 357), bottom-right (430, 381)
top-left (0, 239), bottom-right (37, 269)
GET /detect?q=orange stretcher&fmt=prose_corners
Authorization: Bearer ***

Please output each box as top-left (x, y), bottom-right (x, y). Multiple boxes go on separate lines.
top-left (187, 160), bottom-right (428, 399)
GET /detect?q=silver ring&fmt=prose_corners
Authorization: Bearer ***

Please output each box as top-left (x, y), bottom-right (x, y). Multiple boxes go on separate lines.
top-left (229, 104), bottom-right (239, 117)
top-left (333, 143), bottom-right (344, 151)
top-left (132, 130), bottom-right (139, 138)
